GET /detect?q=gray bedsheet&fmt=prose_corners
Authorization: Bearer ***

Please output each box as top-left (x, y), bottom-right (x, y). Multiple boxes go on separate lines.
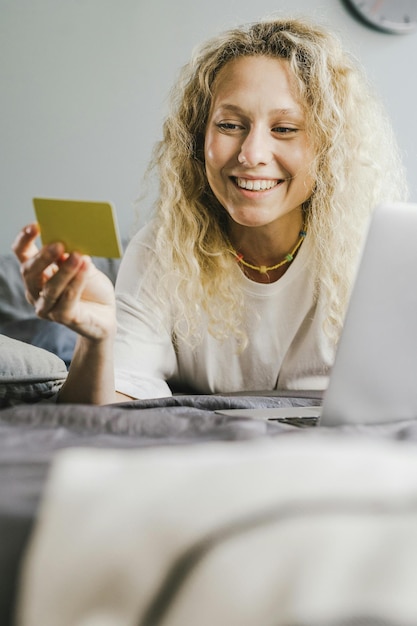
top-left (2, 392), bottom-right (417, 625)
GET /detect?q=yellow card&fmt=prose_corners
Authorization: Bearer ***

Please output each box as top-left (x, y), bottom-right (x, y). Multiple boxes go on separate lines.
top-left (33, 198), bottom-right (123, 258)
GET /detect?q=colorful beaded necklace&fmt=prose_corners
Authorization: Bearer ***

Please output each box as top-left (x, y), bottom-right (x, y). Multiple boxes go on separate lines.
top-left (227, 227), bottom-right (307, 275)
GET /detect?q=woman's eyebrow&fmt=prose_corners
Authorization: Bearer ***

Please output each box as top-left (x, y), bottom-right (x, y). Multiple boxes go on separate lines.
top-left (214, 103), bottom-right (302, 117)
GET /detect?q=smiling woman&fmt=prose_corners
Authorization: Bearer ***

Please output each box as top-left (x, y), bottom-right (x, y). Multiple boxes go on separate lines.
top-left (13, 16), bottom-right (409, 403)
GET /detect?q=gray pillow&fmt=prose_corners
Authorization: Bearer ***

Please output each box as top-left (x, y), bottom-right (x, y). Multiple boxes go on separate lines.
top-left (1, 319), bottom-right (77, 367)
top-left (0, 254), bottom-right (34, 325)
top-left (0, 335), bottom-right (67, 408)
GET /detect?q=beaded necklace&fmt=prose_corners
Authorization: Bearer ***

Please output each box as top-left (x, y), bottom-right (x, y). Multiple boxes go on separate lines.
top-left (227, 227), bottom-right (307, 275)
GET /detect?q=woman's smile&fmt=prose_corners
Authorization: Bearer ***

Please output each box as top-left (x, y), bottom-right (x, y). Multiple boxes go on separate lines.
top-left (233, 177), bottom-right (282, 192)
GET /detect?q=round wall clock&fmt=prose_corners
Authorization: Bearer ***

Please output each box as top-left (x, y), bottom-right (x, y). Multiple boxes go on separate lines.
top-left (344, 0), bottom-right (417, 34)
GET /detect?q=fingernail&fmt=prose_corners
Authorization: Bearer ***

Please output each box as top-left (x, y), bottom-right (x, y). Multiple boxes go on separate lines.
top-left (67, 253), bottom-right (79, 267)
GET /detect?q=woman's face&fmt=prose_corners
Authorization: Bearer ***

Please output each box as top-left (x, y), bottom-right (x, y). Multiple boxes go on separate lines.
top-left (204, 55), bottom-right (315, 230)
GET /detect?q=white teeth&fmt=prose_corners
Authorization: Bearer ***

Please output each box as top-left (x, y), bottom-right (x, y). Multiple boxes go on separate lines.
top-left (236, 178), bottom-right (279, 191)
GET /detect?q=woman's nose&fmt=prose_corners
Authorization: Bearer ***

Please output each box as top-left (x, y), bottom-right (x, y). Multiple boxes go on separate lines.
top-left (238, 127), bottom-right (273, 167)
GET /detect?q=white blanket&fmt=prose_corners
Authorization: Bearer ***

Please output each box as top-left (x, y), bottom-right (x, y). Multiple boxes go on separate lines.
top-left (16, 434), bottom-right (417, 626)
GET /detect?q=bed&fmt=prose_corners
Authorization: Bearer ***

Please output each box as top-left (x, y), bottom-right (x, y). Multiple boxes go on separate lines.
top-left (2, 251), bottom-right (417, 626)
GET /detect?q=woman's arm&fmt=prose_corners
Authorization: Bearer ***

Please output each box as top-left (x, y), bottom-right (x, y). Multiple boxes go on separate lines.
top-left (58, 334), bottom-right (133, 404)
top-left (12, 223), bottom-right (130, 405)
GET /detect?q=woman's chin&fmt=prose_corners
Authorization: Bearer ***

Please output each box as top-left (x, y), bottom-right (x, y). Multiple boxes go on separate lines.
top-left (227, 211), bottom-right (281, 229)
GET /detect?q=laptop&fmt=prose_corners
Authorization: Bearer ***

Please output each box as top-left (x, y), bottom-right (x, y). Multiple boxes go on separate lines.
top-left (216, 202), bottom-right (417, 427)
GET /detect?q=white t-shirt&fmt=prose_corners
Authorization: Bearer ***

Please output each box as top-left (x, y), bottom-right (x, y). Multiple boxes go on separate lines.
top-left (114, 223), bottom-right (335, 399)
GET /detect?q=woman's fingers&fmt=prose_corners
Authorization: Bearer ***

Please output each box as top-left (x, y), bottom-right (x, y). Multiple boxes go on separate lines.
top-left (34, 254), bottom-right (116, 337)
top-left (13, 224), bottom-right (116, 341)
top-left (12, 223), bottom-right (40, 263)
top-left (34, 252), bottom-right (85, 318)
top-left (13, 222), bottom-right (67, 304)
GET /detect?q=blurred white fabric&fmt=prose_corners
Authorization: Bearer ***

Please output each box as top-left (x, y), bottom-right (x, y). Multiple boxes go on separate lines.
top-left (16, 434), bottom-right (417, 626)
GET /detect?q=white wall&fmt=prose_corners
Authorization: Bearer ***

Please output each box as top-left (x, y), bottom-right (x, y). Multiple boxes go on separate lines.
top-left (1, 0), bottom-right (417, 252)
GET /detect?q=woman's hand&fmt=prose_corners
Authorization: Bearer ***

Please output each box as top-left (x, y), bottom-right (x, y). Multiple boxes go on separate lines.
top-left (12, 223), bottom-right (117, 341)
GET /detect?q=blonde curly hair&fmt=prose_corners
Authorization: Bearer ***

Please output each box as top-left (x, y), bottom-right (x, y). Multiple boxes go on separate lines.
top-left (142, 16), bottom-right (408, 347)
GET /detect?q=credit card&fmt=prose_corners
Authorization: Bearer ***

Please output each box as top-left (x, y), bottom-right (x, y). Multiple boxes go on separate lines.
top-left (33, 197), bottom-right (122, 258)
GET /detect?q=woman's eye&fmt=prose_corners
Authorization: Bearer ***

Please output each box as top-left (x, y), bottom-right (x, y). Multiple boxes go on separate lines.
top-left (273, 126), bottom-right (298, 135)
top-left (217, 122), bottom-right (243, 131)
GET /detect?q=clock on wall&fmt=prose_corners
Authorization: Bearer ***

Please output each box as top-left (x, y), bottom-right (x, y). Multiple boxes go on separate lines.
top-left (344, 0), bottom-right (417, 34)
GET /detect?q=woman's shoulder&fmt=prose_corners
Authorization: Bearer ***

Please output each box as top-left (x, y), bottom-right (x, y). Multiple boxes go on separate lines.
top-left (119, 220), bottom-right (162, 268)
top-left (127, 220), bottom-right (158, 249)
top-left (115, 220), bottom-right (161, 292)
